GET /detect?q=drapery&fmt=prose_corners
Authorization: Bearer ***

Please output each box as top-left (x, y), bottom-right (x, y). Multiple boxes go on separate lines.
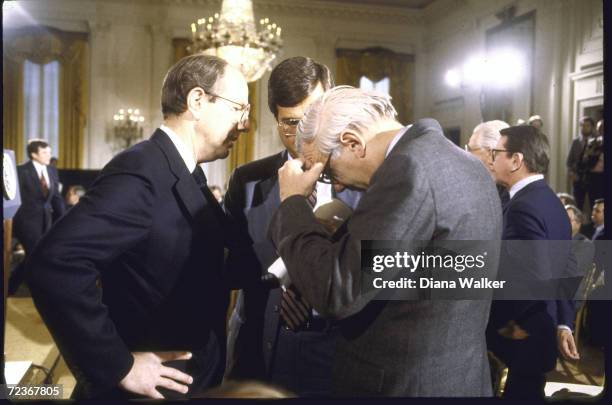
top-left (3, 26), bottom-right (88, 168)
top-left (336, 47), bottom-right (414, 125)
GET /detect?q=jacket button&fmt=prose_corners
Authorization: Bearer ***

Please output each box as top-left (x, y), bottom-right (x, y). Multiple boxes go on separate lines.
top-left (266, 341), bottom-right (273, 350)
top-left (274, 305), bottom-right (279, 312)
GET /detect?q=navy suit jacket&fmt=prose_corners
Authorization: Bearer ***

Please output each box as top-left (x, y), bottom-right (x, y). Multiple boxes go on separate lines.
top-left (224, 150), bottom-right (361, 380)
top-left (25, 130), bottom-right (255, 398)
top-left (488, 178), bottom-right (573, 372)
top-left (13, 160), bottom-right (65, 251)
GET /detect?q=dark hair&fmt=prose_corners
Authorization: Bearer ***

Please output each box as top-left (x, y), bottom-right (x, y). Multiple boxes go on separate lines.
top-left (26, 139), bottom-right (50, 159)
top-left (161, 54), bottom-right (228, 119)
top-left (580, 116), bottom-right (595, 127)
top-left (500, 125), bottom-right (550, 174)
top-left (594, 198), bottom-right (604, 206)
top-left (268, 57), bottom-right (333, 118)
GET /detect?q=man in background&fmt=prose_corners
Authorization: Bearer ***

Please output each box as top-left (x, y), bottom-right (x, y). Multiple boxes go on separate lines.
top-left (566, 116), bottom-right (596, 210)
top-left (488, 125), bottom-right (573, 398)
top-left (9, 139), bottom-right (65, 294)
top-left (26, 55), bottom-right (256, 400)
top-left (591, 199), bottom-right (605, 241)
top-left (224, 57), bottom-right (360, 396)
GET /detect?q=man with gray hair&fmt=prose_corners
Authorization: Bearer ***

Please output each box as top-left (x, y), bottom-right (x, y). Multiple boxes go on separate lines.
top-left (466, 120), bottom-right (510, 177)
top-left (267, 86), bottom-right (502, 396)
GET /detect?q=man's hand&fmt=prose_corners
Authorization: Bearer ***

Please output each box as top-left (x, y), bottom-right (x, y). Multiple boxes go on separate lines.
top-left (278, 159), bottom-right (324, 202)
top-left (497, 320), bottom-right (529, 340)
top-left (557, 329), bottom-right (580, 360)
top-left (118, 351), bottom-right (194, 399)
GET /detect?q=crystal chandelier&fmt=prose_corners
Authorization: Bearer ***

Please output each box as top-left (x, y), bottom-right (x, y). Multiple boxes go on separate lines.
top-left (188, 0), bottom-right (282, 82)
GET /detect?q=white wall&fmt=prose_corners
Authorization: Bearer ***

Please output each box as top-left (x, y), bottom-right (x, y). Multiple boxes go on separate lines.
top-left (5, 0), bottom-right (420, 178)
top-left (416, 0), bottom-right (603, 192)
top-left (4, 0), bottom-right (602, 192)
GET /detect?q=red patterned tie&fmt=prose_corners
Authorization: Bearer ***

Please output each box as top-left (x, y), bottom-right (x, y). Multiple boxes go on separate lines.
top-left (40, 173), bottom-right (49, 198)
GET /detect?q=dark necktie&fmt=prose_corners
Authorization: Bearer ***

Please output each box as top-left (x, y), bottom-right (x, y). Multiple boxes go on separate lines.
top-left (191, 165), bottom-right (225, 220)
top-left (40, 172), bottom-right (49, 198)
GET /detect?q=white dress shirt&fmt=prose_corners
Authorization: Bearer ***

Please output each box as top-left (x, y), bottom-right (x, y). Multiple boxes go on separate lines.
top-left (32, 160), bottom-right (50, 190)
top-left (159, 125), bottom-right (197, 173)
top-left (509, 174), bottom-right (544, 200)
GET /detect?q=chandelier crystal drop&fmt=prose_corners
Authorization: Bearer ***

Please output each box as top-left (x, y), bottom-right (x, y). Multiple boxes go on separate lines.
top-left (188, 0), bottom-right (283, 82)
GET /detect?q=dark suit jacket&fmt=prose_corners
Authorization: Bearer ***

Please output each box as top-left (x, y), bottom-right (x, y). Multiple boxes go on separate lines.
top-left (224, 151), bottom-right (361, 381)
top-left (268, 119), bottom-right (502, 396)
top-left (13, 160), bottom-right (65, 252)
top-left (25, 129), bottom-right (253, 398)
top-left (487, 179), bottom-right (573, 373)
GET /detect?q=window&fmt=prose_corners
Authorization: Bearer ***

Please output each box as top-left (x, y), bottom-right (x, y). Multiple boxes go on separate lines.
top-left (22, 60), bottom-right (59, 161)
top-left (359, 76), bottom-right (390, 95)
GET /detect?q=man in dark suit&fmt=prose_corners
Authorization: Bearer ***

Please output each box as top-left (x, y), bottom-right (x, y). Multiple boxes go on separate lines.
top-left (488, 125), bottom-right (574, 398)
top-left (566, 116), bottom-right (595, 210)
top-left (224, 57), bottom-right (360, 396)
top-left (268, 86), bottom-right (502, 396)
top-left (25, 55), bottom-right (256, 399)
top-left (9, 139), bottom-right (65, 293)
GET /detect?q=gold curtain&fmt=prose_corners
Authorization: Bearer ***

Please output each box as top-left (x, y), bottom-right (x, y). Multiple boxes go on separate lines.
top-left (3, 27), bottom-right (88, 168)
top-left (336, 47), bottom-right (414, 125)
top-left (172, 38), bottom-right (256, 173)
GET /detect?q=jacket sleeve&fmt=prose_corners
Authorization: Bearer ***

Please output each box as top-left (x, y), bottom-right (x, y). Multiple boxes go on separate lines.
top-left (50, 166), bottom-right (66, 221)
top-left (223, 168), bottom-right (261, 289)
top-left (268, 155), bottom-right (431, 320)
top-left (24, 170), bottom-right (154, 396)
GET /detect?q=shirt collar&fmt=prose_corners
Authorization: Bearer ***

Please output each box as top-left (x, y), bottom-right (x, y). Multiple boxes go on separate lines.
top-left (509, 174), bottom-right (544, 199)
top-left (32, 160), bottom-right (47, 175)
top-left (159, 125), bottom-right (197, 173)
top-left (385, 125), bottom-right (412, 158)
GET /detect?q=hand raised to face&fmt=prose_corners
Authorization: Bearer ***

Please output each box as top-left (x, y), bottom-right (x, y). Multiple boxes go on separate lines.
top-left (278, 159), bottom-right (324, 202)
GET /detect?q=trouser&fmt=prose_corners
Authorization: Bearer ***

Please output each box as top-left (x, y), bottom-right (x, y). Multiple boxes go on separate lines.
top-left (503, 368), bottom-right (546, 399)
top-left (269, 322), bottom-right (339, 397)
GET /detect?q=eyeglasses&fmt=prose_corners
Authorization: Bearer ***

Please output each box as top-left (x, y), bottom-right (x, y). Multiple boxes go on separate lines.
top-left (277, 118), bottom-right (301, 137)
top-left (208, 92), bottom-right (250, 125)
top-left (318, 155), bottom-right (333, 184)
top-left (490, 148), bottom-right (511, 162)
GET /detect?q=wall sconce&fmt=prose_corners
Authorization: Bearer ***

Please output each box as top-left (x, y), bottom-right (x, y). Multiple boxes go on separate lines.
top-left (112, 108), bottom-right (144, 151)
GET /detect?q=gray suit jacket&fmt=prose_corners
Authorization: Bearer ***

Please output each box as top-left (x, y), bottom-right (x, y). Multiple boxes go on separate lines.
top-left (269, 119), bottom-right (502, 396)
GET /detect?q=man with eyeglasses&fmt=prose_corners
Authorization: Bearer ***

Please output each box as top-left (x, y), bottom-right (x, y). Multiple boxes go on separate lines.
top-left (487, 125), bottom-right (574, 398)
top-left (25, 55), bottom-right (257, 399)
top-left (267, 86), bottom-right (502, 396)
top-left (224, 57), bottom-right (360, 396)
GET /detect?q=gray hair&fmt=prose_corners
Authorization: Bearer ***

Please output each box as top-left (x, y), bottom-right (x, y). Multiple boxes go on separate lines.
top-left (297, 85), bottom-right (397, 158)
top-left (565, 204), bottom-right (585, 224)
top-left (470, 120), bottom-right (510, 149)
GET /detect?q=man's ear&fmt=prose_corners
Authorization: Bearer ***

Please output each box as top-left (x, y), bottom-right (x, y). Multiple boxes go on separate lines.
top-left (511, 152), bottom-right (524, 172)
top-left (187, 87), bottom-right (206, 120)
top-left (339, 131), bottom-right (366, 157)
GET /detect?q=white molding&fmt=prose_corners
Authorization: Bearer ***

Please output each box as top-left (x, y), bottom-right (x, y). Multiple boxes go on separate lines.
top-left (161, 0), bottom-right (421, 24)
top-left (569, 64), bottom-right (603, 82)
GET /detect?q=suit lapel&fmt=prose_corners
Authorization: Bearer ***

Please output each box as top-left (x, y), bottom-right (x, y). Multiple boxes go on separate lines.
top-left (26, 161), bottom-right (46, 200)
top-left (150, 129), bottom-right (210, 222)
top-left (252, 151), bottom-right (285, 208)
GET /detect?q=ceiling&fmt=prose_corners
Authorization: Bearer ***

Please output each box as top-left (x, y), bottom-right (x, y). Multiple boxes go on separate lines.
top-left (315, 0), bottom-right (436, 9)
